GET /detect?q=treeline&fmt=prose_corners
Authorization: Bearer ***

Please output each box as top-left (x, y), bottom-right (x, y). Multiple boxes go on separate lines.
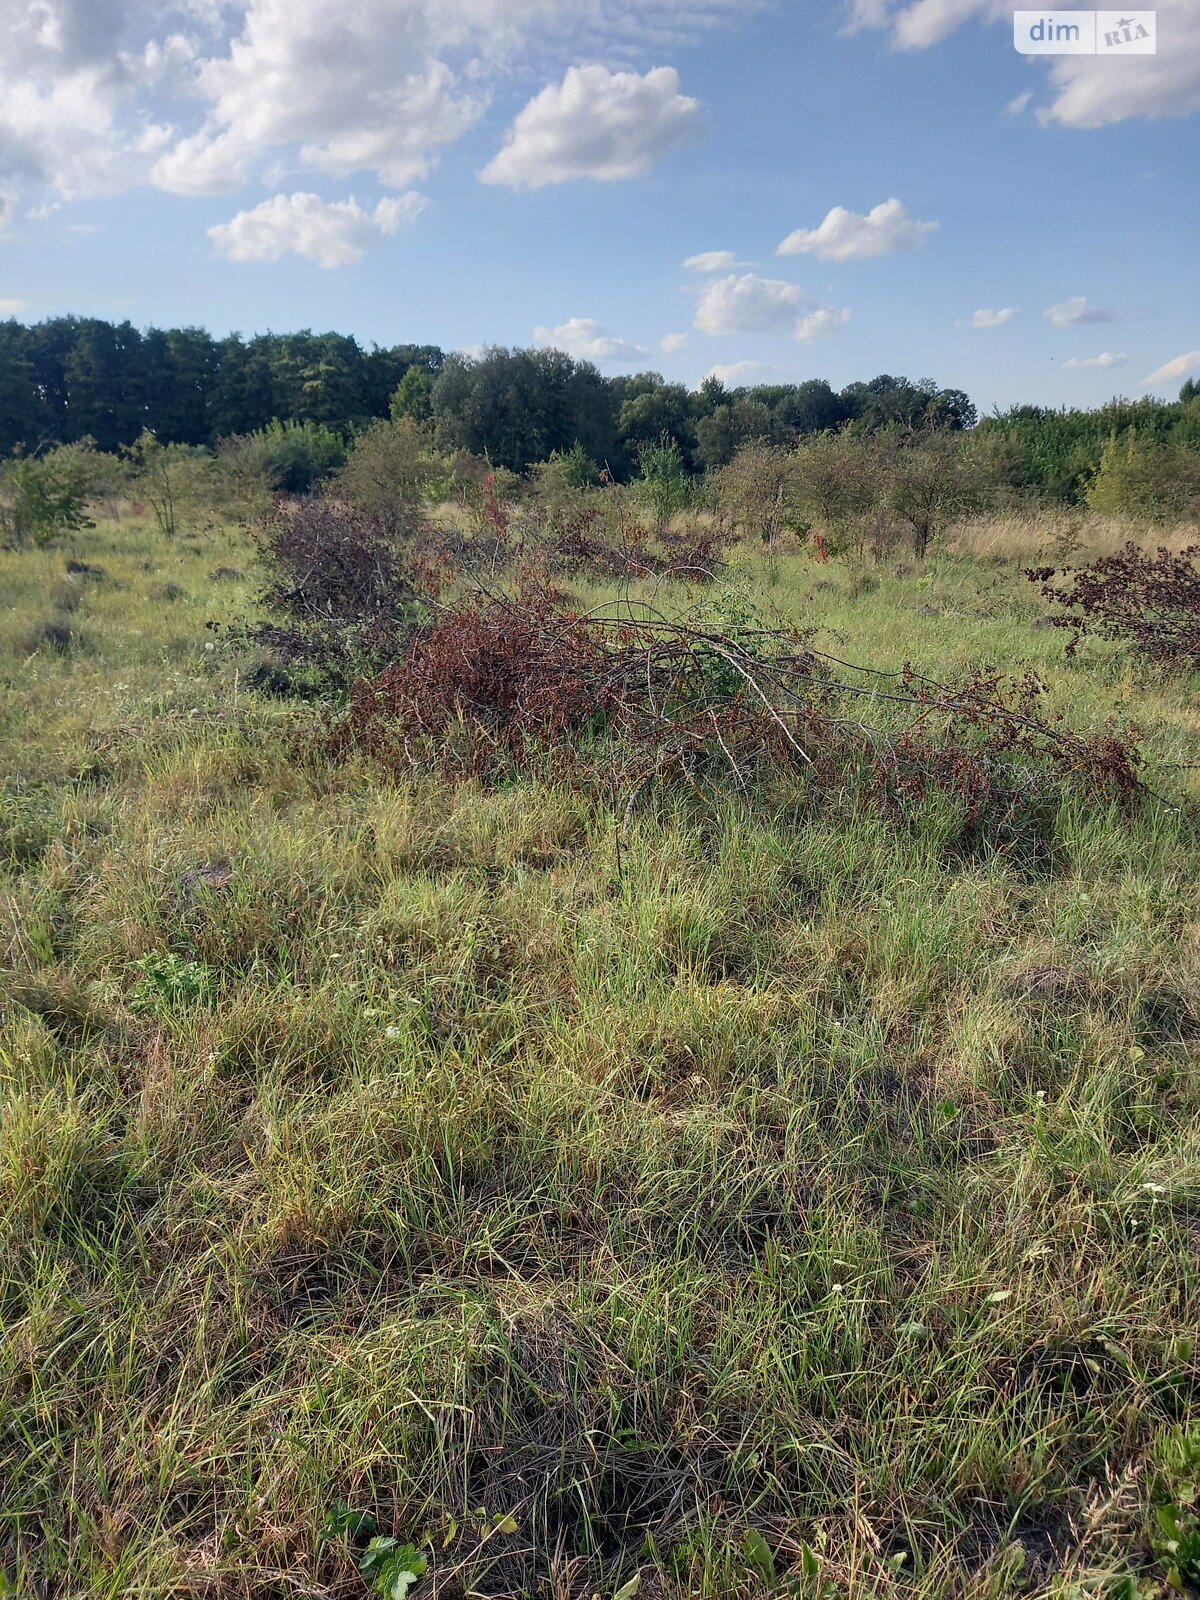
top-left (976, 392), bottom-right (1200, 501)
top-left (2, 315), bottom-right (1198, 500)
top-left (0, 315), bottom-right (974, 479)
top-left (0, 318), bottom-right (441, 455)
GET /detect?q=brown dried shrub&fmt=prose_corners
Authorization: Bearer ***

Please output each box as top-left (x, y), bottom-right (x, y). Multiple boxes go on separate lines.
top-left (1028, 542), bottom-right (1200, 672)
top-left (340, 588), bottom-right (1145, 839)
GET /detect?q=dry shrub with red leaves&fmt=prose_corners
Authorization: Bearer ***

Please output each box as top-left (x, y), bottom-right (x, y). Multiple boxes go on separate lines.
top-left (1028, 542), bottom-right (1200, 672)
top-left (342, 587), bottom-right (1144, 835)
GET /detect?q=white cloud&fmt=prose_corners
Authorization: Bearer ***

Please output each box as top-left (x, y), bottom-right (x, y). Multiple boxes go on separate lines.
top-left (694, 272), bottom-right (805, 335)
top-left (660, 331), bottom-right (689, 353)
top-left (1142, 350), bottom-right (1200, 389)
top-left (0, 297), bottom-right (29, 315)
top-left (532, 316), bottom-right (645, 363)
top-left (796, 306), bottom-right (851, 342)
top-left (852, 0), bottom-right (1200, 128)
top-left (152, 129), bottom-right (249, 196)
top-left (0, 1), bottom-right (749, 219)
top-left (970, 307), bottom-right (1018, 328)
top-left (1007, 89), bottom-right (1032, 115)
top-left (208, 190), bottom-right (426, 268)
top-left (682, 250), bottom-right (737, 273)
top-left (692, 273), bottom-right (849, 344)
top-left (480, 64), bottom-right (699, 188)
top-left (704, 360), bottom-right (766, 386)
top-left (1044, 295), bottom-right (1115, 327)
top-left (1063, 352), bottom-right (1130, 370)
top-left (778, 197), bottom-right (936, 261)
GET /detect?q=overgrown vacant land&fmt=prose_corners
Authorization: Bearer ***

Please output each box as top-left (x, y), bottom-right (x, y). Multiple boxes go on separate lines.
top-left (3, 491), bottom-right (1200, 1599)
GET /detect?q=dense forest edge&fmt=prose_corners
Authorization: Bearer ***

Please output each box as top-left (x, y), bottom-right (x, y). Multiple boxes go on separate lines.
top-left (3, 315), bottom-right (1200, 505)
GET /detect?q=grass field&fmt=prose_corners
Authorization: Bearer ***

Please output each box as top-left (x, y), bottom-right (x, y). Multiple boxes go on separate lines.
top-left (2, 512), bottom-right (1200, 1599)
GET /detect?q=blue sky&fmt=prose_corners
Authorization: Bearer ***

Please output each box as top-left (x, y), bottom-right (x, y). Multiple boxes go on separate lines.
top-left (1, 0), bottom-right (1197, 411)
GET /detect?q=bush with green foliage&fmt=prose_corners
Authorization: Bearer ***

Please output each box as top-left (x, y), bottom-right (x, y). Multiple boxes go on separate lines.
top-left (634, 434), bottom-right (691, 527)
top-left (0, 451), bottom-right (94, 547)
top-left (127, 430), bottom-right (216, 538)
top-left (710, 442), bottom-right (805, 544)
top-left (333, 419), bottom-right (440, 532)
top-left (217, 419), bottom-right (347, 497)
top-left (1085, 431), bottom-right (1200, 522)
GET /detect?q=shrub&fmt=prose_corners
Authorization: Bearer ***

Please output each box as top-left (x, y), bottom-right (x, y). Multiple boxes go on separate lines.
top-left (126, 430), bottom-right (215, 538)
top-left (710, 441), bottom-right (806, 545)
top-left (635, 434), bottom-right (691, 528)
top-left (343, 586), bottom-right (1144, 834)
top-left (1029, 542), bottom-right (1200, 671)
top-left (1086, 431), bottom-right (1200, 521)
top-left (221, 420), bottom-right (347, 496)
top-left (789, 431), bottom-right (882, 556)
top-left (243, 496), bottom-right (426, 688)
top-left (332, 418), bottom-right (440, 532)
top-left (0, 452), bottom-right (94, 547)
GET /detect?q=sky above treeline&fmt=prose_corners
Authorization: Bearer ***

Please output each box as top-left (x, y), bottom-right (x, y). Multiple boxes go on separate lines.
top-left (0, 0), bottom-right (1197, 412)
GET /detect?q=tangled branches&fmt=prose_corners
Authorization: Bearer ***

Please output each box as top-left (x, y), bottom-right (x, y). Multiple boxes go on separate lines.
top-left (343, 586), bottom-right (1144, 833)
top-left (1029, 543), bottom-right (1200, 672)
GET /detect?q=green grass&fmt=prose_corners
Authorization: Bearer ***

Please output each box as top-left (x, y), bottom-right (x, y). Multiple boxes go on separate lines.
top-left (2, 514), bottom-right (1200, 1599)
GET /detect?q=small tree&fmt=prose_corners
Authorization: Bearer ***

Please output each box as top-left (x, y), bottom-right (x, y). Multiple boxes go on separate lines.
top-left (879, 431), bottom-right (999, 559)
top-left (790, 431), bottom-right (883, 555)
top-left (0, 452), bottom-right (94, 547)
top-left (128, 430), bottom-right (214, 538)
top-left (214, 433), bottom-right (277, 520)
top-left (634, 433), bottom-right (690, 529)
top-left (333, 419), bottom-right (440, 534)
top-left (711, 441), bottom-right (804, 545)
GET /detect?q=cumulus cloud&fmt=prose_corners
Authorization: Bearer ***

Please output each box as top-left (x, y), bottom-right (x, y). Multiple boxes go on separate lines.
top-left (0, 296), bottom-right (30, 315)
top-left (693, 273), bottom-right (849, 344)
top-left (1063, 352), bottom-right (1130, 370)
top-left (0, 1), bottom-right (749, 219)
top-left (682, 250), bottom-right (737, 273)
top-left (693, 273), bottom-right (806, 335)
top-left (208, 189), bottom-right (426, 267)
top-left (795, 305), bottom-right (851, 342)
top-left (1044, 295), bottom-right (1115, 327)
top-left (777, 197), bottom-right (936, 261)
top-left (660, 331), bottom-right (689, 353)
top-left (480, 64), bottom-right (699, 188)
top-left (151, 130), bottom-right (249, 195)
top-left (1142, 350), bottom-right (1200, 389)
top-left (850, 0), bottom-right (1200, 128)
top-left (704, 360), bottom-right (766, 386)
top-left (970, 307), bottom-right (1017, 328)
top-left (532, 316), bottom-right (645, 363)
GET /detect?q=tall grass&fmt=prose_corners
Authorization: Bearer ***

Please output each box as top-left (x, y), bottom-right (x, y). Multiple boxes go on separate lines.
top-left (1, 512), bottom-right (1199, 1598)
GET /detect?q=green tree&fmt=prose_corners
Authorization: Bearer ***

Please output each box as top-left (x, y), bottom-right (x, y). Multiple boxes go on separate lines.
top-left (635, 433), bottom-right (691, 527)
top-left (390, 365), bottom-right (434, 423)
top-left (334, 419), bottom-right (439, 532)
top-left (0, 452), bottom-right (94, 547)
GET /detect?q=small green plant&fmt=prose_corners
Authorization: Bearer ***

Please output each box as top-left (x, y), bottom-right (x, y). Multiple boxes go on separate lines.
top-left (1153, 1431), bottom-right (1200, 1590)
top-left (129, 952), bottom-right (214, 1015)
top-left (320, 1504), bottom-right (428, 1599)
top-left (743, 1528), bottom-right (777, 1586)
